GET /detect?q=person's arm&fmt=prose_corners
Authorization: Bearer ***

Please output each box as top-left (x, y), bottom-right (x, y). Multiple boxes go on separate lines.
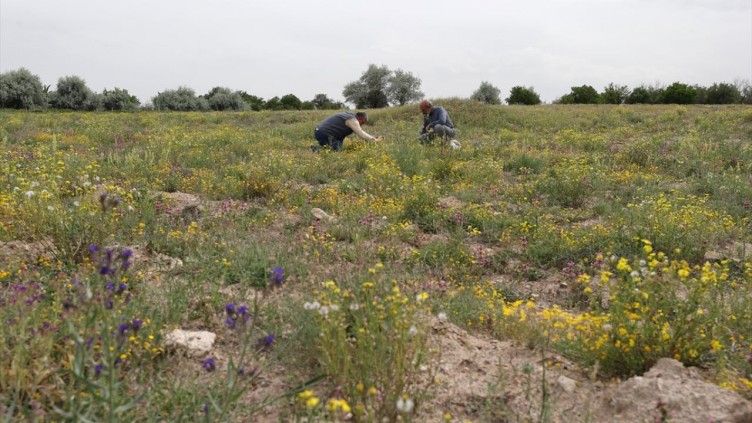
top-left (345, 118), bottom-right (382, 141)
top-left (426, 108), bottom-right (449, 130)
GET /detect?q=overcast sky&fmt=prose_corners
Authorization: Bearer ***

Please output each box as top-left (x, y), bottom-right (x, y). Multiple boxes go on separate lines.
top-left (1, 0), bottom-right (750, 105)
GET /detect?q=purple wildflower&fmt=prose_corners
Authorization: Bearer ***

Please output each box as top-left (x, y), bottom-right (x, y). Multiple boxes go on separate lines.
top-left (270, 267), bottom-right (284, 286)
top-left (118, 323), bottom-right (130, 336)
top-left (132, 319), bottom-right (143, 331)
top-left (261, 333), bottom-right (276, 348)
top-left (225, 303), bottom-right (236, 315)
top-left (202, 357), bottom-right (216, 372)
top-left (94, 363), bottom-right (104, 376)
top-left (225, 317), bottom-right (236, 328)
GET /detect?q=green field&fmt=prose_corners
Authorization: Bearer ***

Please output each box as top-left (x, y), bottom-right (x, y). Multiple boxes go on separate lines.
top-left (2, 101), bottom-right (752, 421)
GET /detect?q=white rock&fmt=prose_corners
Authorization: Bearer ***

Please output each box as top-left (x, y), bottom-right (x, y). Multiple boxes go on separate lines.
top-left (557, 375), bottom-right (577, 393)
top-left (164, 329), bottom-right (216, 356)
top-left (311, 207), bottom-right (335, 222)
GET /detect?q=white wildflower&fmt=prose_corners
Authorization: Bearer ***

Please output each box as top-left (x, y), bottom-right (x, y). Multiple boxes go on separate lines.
top-left (303, 301), bottom-right (321, 310)
top-left (396, 397), bottom-right (414, 413)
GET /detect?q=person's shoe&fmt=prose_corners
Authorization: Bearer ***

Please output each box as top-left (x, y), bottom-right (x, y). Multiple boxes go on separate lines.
top-left (310, 145), bottom-right (322, 152)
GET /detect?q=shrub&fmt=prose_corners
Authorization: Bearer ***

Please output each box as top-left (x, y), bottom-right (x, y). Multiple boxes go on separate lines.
top-left (626, 85), bottom-right (664, 104)
top-left (556, 246), bottom-right (752, 377)
top-left (505, 86), bottom-right (541, 105)
top-left (50, 75), bottom-right (95, 110)
top-left (152, 86), bottom-right (210, 111)
top-left (102, 88), bottom-right (140, 111)
top-left (470, 81), bottom-right (502, 105)
top-left (557, 85), bottom-right (601, 104)
top-left (601, 83), bottom-right (630, 104)
top-left (705, 83), bottom-right (742, 104)
top-left (660, 82), bottom-right (697, 104)
top-left (302, 267), bottom-right (436, 421)
top-left (204, 87), bottom-right (248, 111)
top-left (0, 67), bottom-right (48, 109)
top-left (280, 94), bottom-right (302, 110)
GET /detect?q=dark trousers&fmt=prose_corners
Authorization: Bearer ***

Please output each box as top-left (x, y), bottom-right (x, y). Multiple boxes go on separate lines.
top-left (314, 129), bottom-right (344, 151)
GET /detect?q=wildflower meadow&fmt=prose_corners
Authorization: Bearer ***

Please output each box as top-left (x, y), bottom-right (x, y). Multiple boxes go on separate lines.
top-left (1, 101), bottom-right (752, 421)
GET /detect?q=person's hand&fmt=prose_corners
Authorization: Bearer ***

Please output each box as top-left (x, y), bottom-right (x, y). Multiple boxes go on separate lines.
top-left (374, 136), bottom-right (383, 141)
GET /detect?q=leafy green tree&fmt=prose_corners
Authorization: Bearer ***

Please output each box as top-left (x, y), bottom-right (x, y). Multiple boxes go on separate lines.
top-left (705, 83), bottom-right (741, 104)
top-left (301, 101), bottom-right (315, 110)
top-left (101, 88), bottom-right (140, 111)
top-left (557, 85), bottom-right (601, 104)
top-left (0, 68), bottom-right (48, 109)
top-left (204, 87), bottom-right (248, 111)
top-left (280, 94), bottom-right (302, 110)
top-left (505, 86), bottom-right (541, 105)
top-left (343, 64), bottom-right (391, 108)
top-left (264, 96), bottom-right (283, 111)
top-left (311, 93), bottom-right (343, 110)
top-left (50, 75), bottom-right (95, 110)
top-left (238, 92), bottom-right (265, 111)
top-left (601, 83), bottom-right (630, 104)
top-left (152, 86), bottom-right (210, 111)
top-left (660, 82), bottom-right (696, 104)
top-left (470, 81), bottom-right (501, 105)
top-left (742, 83), bottom-right (752, 105)
top-left (626, 84), bottom-right (664, 104)
top-left (386, 69), bottom-right (423, 106)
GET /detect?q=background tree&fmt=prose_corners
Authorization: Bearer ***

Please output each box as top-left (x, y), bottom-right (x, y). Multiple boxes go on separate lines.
top-left (50, 75), bottom-right (95, 110)
top-left (342, 64), bottom-right (391, 108)
top-left (470, 81), bottom-right (502, 105)
top-left (660, 82), bottom-right (697, 104)
top-left (152, 87), bottom-right (210, 111)
top-left (0, 67), bottom-right (48, 109)
top-left (505, 86), bottom-right (541, 105)
top-left (238, 92), bottom-right (265, 111)
top-left (102, 88), bottom-right (140, 111)
top-left (204, 87), bottom-right (248, 111)
top-left (264, 96), bottom-right (283, 111)
top-left (311, 93), bottom-right (343, 110)
top-left (280, 94), bottom-right (302, 110)
top-left (705, 82), bottom-right (741, 104)
top-left (741, 83), bottom-right (752, 105)
top-left (557, 85), bottom-right (601, 104)
top-left (601, 83), bottom-right (630, 104)
top-left (386, 69), bottom-right (423, 106)
top-left (625, 84), bottom-right (664, 104)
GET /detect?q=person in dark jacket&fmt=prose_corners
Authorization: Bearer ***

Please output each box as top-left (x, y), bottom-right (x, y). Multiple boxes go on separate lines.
top-left (312, 111), bottom-right (382, 152)
top-left (418, 100), bottom-right (456, 145)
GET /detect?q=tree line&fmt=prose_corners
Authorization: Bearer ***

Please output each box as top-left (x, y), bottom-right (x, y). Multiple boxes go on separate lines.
top-left (1, 65), bottom-right (750, 111)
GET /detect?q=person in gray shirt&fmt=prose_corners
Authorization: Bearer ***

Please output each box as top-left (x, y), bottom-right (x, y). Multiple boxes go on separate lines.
top-left (313, 111), bottom-right (382, 152)
top-left (418, 100), bottom-right (456, 145)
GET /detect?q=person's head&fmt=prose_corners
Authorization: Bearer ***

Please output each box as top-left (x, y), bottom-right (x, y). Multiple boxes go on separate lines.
top-left (355, 112), bottom-right (368, 125)
top-left (419, 100), bottom-right (433, 115)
